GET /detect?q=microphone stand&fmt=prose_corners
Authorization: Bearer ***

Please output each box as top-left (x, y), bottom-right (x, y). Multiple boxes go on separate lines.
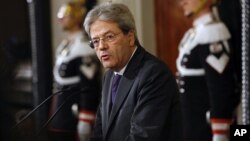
top-left (13, 87), bottom-right (69, 129)
top-left (35, 88), bottom-right (86, 136)
top-left (11, 85), bottom-right (79, 138)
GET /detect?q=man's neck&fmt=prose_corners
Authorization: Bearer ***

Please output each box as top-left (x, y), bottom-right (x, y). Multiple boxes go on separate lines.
top-left (114, 46), bottom-right (137, 74)
top-left (67, 28), bottom-right (82, 40)
top-left (191, 8), bottom-right (210, 22)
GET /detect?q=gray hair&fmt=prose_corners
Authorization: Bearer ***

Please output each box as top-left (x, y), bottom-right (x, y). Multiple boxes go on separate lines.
top-left (83, 3), bottom-right (137, 37)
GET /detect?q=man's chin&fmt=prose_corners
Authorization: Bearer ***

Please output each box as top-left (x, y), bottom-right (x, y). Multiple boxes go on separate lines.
top-left (102, 62), bottom-right (113, 69)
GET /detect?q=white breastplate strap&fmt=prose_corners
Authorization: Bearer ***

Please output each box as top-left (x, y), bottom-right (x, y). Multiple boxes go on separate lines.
top-left (53, 65), bottom-right (80, 85)
top-left (176, 43), bottom-right (205, 76)
top-left (177, 64), bottom-right (205, 76)
top-left (54, 73), bottom-right (80, 85)
top-left (176, 21), bottom-right (230, 77)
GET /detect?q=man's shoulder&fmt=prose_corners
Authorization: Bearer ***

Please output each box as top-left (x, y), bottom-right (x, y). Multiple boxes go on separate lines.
top-left (139, 51), bottom-right (172, 76)
top-left (144, 51), bottom-right (168, 68)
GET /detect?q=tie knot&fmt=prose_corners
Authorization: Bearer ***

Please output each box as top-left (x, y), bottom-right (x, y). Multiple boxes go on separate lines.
top-left (113, 74), bottom-right (122, 83)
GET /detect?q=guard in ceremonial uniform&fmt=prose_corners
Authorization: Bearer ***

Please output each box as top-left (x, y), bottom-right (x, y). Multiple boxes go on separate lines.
top-left (48, 2), bottom-right (101, 141)
top-left (177, 0), bottom-right (240, 141)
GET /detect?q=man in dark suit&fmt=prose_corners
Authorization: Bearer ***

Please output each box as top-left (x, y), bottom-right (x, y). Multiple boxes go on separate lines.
top-left (83, 3), bottom-right (182, 141)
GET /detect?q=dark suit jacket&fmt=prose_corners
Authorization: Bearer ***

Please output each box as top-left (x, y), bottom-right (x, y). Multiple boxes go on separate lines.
top-left (91, 46), bottom-right (182, 141)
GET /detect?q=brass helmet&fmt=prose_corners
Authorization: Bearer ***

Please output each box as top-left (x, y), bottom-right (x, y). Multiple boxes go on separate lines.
top-left (57, 1), bottom-right (86, 21)
top-left (74, 0), bottom-right (86, 5)
top-left (192, 0), bottom-right (207, 14)
top-left (190, 0), bottom-right (220, 16)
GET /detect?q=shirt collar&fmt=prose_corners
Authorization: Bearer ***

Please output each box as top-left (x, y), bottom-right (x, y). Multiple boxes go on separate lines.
top-left (114, 46), bottom-right (138, 76)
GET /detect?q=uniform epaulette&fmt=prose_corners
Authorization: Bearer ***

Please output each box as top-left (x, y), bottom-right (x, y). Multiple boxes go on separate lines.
top-left (195, 22), bottom-right (231, 45)
top-left (63, 34), bottom-right (96, 62)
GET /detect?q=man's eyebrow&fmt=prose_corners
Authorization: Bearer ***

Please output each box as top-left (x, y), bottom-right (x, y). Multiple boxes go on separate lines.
top-left (91, 30), bottom-right (112, 39)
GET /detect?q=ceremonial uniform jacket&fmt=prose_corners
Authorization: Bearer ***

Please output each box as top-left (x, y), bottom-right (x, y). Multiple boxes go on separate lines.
top-left (176, 13), bottom-right (240, 140)
top-left (49, 32), bottom-right (101, 131)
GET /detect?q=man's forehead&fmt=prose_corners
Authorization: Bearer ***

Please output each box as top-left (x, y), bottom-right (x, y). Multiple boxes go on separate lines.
top-left (90, 20), bottom-right (120, 37)
top-left (91, 30), bottom-right (112, 39)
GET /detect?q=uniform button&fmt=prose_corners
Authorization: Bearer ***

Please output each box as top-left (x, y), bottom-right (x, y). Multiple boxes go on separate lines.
top-left (61, 64), bottom-right (67, 70)
top-left (183, 57), bottom-right (188, 62)
top-left (59, 71), bottom-right (65, 76)
top-left (180, 88), bottom-right (185, 93)
top-left (180, 80), bottom-right (185, 85)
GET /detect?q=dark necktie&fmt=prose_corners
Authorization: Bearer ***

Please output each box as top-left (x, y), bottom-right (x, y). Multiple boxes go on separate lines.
top-left (111, 74), bottom-right (122, 104)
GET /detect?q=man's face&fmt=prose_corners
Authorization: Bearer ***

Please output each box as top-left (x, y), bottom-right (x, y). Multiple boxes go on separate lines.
top-left (179, 0), bottom-right (201, 17)
top-left (58, 15), bottom-right (78, 31)
top-left (89, 20), bottom-right (135, 71)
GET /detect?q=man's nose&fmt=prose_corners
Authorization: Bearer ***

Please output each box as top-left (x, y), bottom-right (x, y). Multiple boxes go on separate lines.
top-left (98, 39), bottom-right (108, 50)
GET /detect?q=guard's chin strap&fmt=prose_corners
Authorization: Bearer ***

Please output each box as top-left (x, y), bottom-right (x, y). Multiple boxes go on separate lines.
top-left (211, 5), bottom-right (220, 21)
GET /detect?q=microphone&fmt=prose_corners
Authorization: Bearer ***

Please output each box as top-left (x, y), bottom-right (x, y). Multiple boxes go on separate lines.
top-left (12, 85), bottom-right (78, 129)
top-left (35, 87), bottom-right (87, 136)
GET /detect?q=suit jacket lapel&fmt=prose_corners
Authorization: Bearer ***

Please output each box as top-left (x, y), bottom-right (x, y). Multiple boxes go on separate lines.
top-left (104, 47), bottom-right (146, 137)
top-left (102, 71), bottom-right (113, 135)
top-left (107, 76), bottom-right (134, 126)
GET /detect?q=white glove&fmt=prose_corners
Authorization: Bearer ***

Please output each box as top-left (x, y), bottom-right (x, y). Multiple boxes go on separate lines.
top-left (213, 134), bottom-right (229, 141)
top-left (77, 121), bottom-right (92, 141)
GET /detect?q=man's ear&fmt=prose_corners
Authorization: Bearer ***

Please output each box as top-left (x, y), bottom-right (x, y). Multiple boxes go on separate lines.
top-left (128, 31), bottom-right (135, 47)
